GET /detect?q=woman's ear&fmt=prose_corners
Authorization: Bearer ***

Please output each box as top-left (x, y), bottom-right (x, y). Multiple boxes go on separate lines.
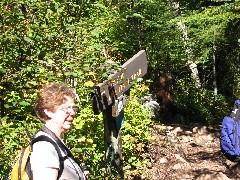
top-left (44, 109), bottom-right (54, 119)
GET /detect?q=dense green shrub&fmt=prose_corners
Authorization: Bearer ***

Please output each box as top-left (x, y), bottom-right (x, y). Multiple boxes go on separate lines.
top-left (0, 117), bottom-right (41, 179)
top-left (172, 78), bottom-right (229, 124)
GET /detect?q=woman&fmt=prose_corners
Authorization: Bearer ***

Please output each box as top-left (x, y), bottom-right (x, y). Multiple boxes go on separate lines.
top-left (30, 83), bottom-right (89, 180)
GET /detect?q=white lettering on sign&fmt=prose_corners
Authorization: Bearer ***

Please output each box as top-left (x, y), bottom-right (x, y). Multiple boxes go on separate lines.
top-left (108, 68), bottom-right (143, 95)
top-left (131, 68), bottom-right (142, 81)
top-left (114, 79), bottom-right (130, 95)
top-left (101, 88), bottom-right (106, 96)
top-left (110, 70), bottom-right (127, 87)
top-left (109, 68), bottom-right (142, 88)
top-left (99, 68), bottom-right (143, 103)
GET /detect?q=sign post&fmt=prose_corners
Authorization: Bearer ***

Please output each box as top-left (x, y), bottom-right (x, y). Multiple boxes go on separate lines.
top-left (92, 50), bottom-right (147, 179)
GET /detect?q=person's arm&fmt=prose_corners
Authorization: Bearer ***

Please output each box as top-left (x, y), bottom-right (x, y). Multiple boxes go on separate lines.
top-left (32, 167), bottom-right (58, 180)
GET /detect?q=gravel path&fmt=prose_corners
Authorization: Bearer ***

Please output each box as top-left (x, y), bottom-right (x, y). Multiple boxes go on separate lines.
top-left (138, 123), bottom-right (240, 180)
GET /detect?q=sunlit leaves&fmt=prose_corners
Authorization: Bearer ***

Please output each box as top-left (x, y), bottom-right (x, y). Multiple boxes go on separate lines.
top-left (84, 81), bottom-right (94, 87)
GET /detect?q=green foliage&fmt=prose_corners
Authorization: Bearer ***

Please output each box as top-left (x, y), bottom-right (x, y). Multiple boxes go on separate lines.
top-left (123, 92), bottom-right (153, 177)
top-left (173, 77), bottom-right (229, 124)
top-left (0, 117), bottom-right (41, 179)
top-left (1, 0), bottom-right (121, 119)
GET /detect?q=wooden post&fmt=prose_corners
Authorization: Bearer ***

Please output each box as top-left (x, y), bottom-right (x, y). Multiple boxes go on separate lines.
top-left (0, 89), bottom-right (4, 118)
top-left (103, 105), bottom-right (124, 179)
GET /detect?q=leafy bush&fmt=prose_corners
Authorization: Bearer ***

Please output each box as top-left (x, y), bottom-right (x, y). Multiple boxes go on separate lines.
top-left (0, 117), bottom-right (41, 179)
top-left (172, 78), bottom-right (229, 124)
top-left (123, 98), bottom-right (153, 177)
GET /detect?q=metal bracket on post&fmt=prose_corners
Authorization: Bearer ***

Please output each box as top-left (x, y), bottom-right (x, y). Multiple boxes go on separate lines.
top-left (112, 94), bottom-right (129, 130)
top-left (112, 94), bottom-right (129, 117)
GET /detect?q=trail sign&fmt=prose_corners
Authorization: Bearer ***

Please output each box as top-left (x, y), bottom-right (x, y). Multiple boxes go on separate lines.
top-left (92, 50), bottom-right (148, 179)
top-left (92, 50), bottom-right (147, 115)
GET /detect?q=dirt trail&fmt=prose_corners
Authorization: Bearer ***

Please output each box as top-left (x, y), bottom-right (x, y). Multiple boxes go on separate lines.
top-left (139, 123), bottom-right (240, 180)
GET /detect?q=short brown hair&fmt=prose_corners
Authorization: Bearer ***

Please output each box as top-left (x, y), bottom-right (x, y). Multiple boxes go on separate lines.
top-left (35, 83), bottom-right (76, 121)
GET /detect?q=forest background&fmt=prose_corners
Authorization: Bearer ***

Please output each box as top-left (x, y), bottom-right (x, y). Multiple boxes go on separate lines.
top-left (1, 0), bottom-right (240, 179)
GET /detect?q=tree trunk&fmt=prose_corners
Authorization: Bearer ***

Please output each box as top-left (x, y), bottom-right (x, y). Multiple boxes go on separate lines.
top-left (177, 21), bottom-right (201, 88)
top-left (213, 43), bottom-right (217, 96)
top-left (103, 106), bottom-right (124, 179)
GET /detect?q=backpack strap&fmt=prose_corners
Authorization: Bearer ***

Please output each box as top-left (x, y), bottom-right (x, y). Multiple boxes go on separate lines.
top-left (40, 126), bottom-right (76, 160)
top-left (18, 145), bottom-right (31, 180)
top-left (31, 135), bottom-right (65, 180)
top-left (40, 126), bottom-right (87, 179)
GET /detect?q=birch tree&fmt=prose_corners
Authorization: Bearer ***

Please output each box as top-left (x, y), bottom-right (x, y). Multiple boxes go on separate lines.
top-left (173, 2), bottom-right (201, 88)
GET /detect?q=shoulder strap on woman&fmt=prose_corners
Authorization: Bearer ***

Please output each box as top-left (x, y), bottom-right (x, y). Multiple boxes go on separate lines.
top-left (41, 126), bottom-right (76, 159)
top-left (41, 126), bottom-right (88, 179)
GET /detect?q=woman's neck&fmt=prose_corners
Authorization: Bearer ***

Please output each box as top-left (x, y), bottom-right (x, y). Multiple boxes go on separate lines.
top-left (44, 120), bottom-right (64, 139)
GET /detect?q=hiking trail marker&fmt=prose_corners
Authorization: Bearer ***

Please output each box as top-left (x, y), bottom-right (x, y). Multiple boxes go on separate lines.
top-left (92, 50), bottom-right (147, 179)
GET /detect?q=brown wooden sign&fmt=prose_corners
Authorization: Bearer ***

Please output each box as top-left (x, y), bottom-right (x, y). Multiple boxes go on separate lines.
top-left (92, 50), bottom-right (147, 114)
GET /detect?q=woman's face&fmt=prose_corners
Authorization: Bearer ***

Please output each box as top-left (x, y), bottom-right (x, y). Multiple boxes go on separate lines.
top-left (52, 96), bottom-right (77, 132)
